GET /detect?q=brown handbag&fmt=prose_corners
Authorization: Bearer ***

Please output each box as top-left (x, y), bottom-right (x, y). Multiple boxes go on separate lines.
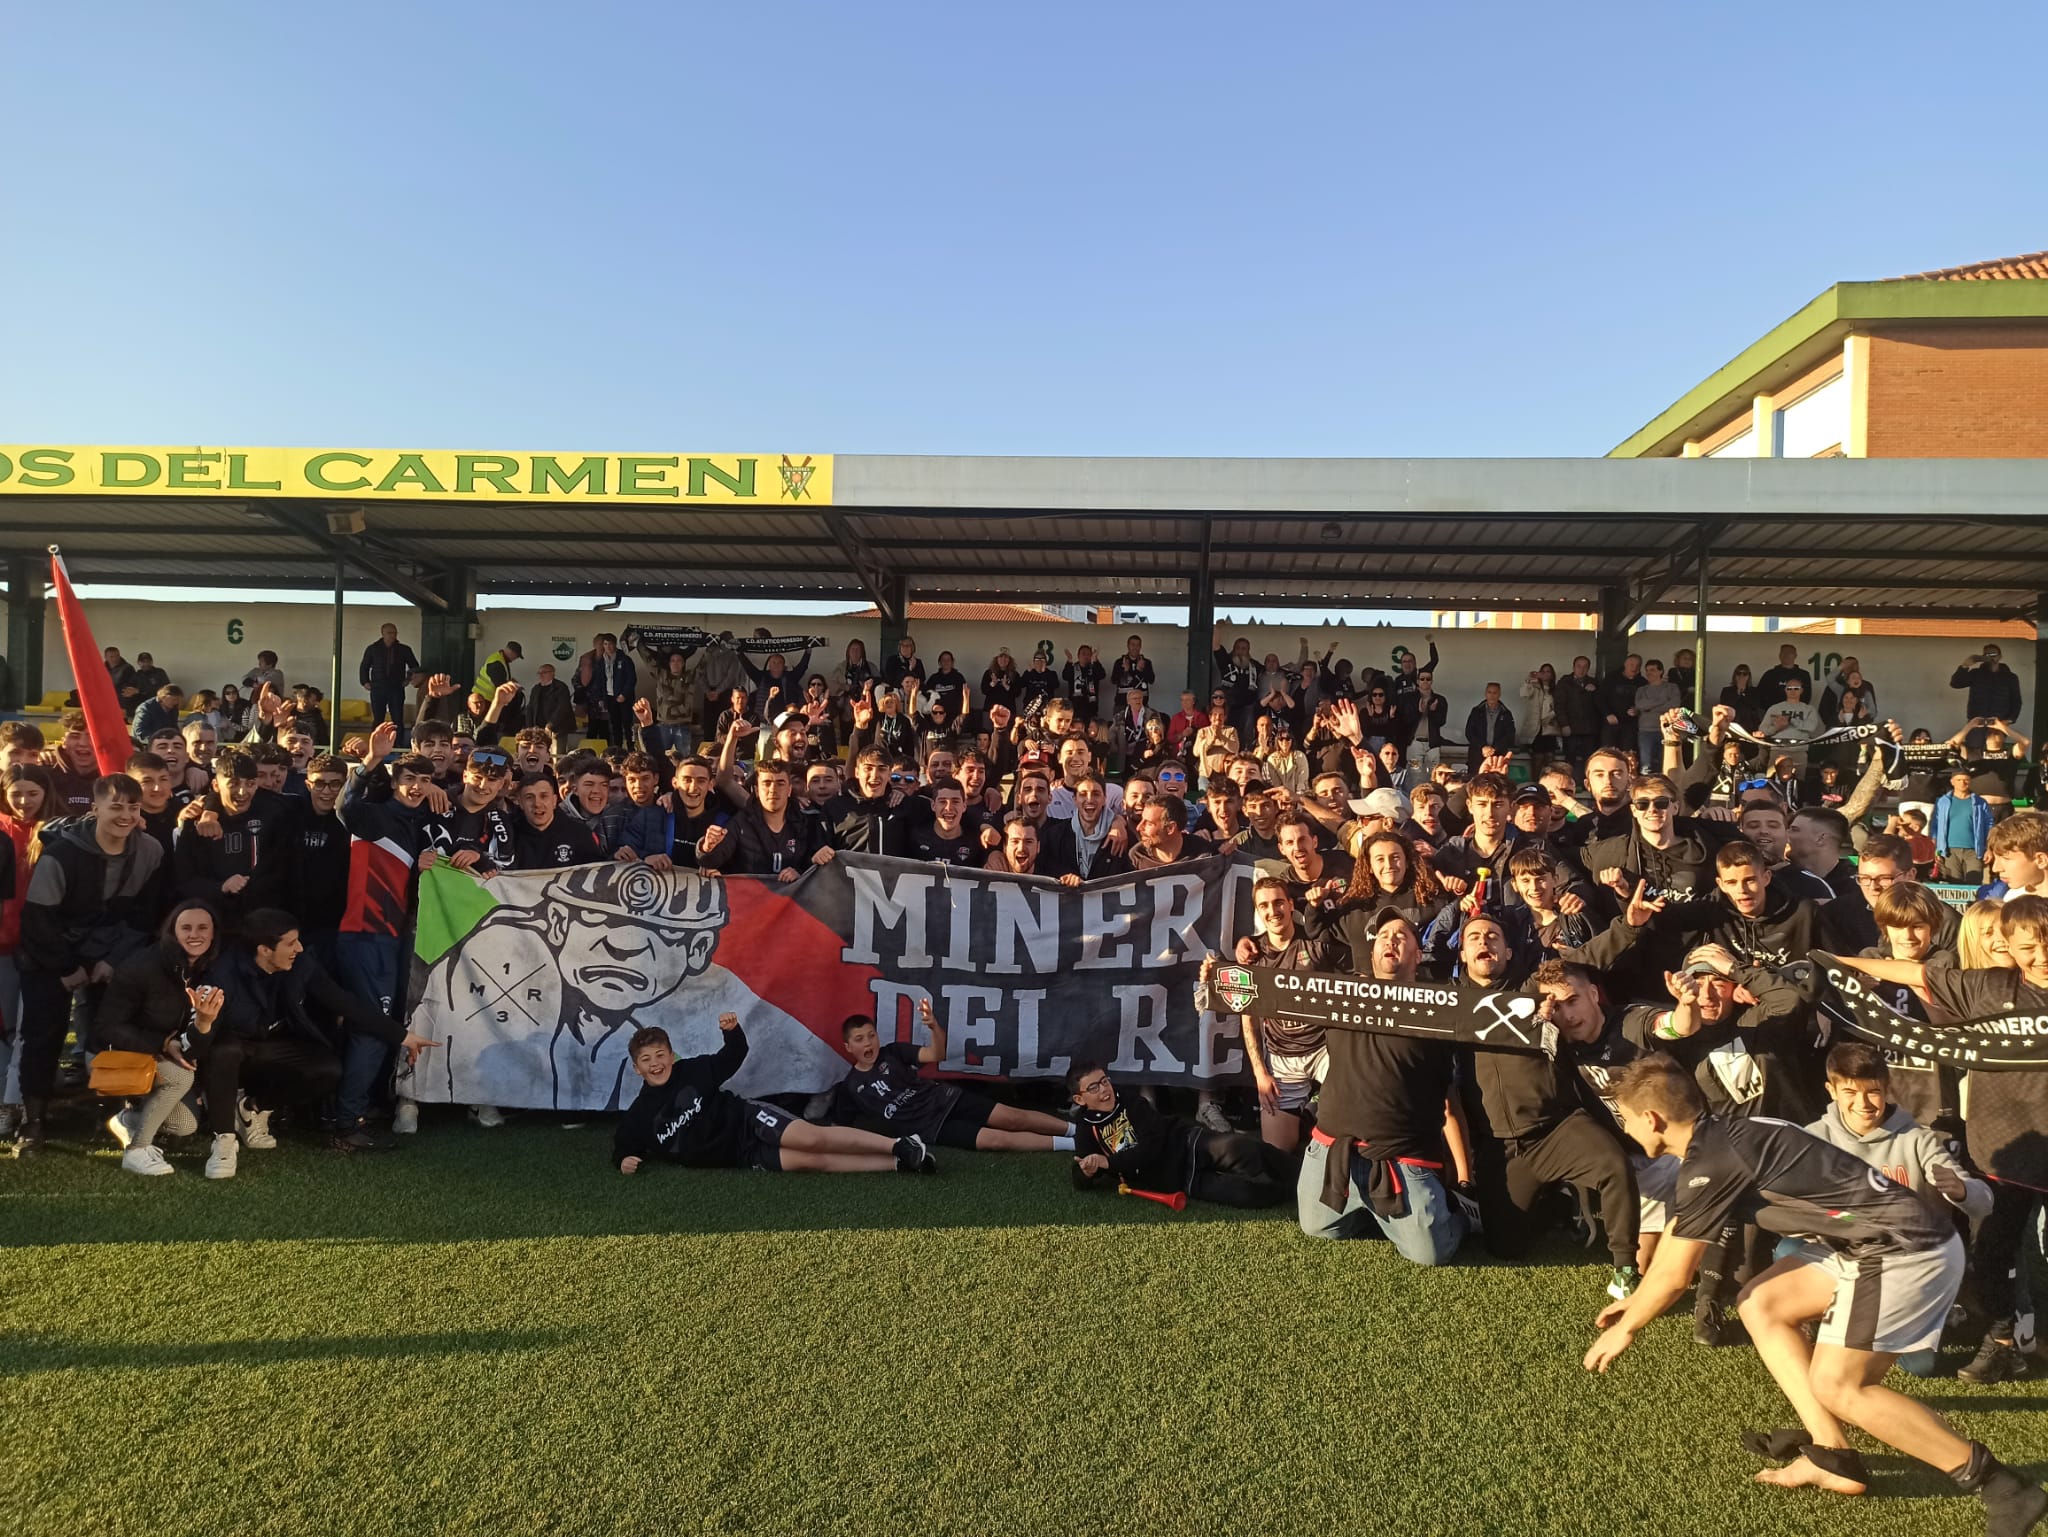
top-left (88, 1051), bottom-right (158, 1098)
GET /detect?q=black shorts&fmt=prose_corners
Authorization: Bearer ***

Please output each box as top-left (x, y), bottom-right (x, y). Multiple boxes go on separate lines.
top-left (934, 1091), bottom-right (998, 1151)
top-left (739, 1100), bottom-right (795, 1171)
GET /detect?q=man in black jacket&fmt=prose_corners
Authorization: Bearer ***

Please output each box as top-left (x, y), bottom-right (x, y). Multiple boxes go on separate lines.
top-left (1556, 655), bottom-right (1603, 771)
top-left (1598, 656), bottom-right (1643, 752)
top-left (13, 775), bottom-right (165, 1154)
top-left (194, 907), bottom-right (438, 1179)
top-left (1950, 643), bottom-right (2023, 725)
top-left (1452, 914), bottom-right (1641, 1299)
top-left (359, 622), bottom-right (421, 742)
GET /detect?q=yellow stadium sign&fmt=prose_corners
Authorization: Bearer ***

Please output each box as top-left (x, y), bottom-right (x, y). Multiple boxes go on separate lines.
top-left (0, 446), bottom-right (832, 504)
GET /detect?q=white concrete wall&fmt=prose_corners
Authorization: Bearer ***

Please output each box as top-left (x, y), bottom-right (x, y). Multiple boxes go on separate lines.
top-left (5, 595), bottom-right (2024, 740)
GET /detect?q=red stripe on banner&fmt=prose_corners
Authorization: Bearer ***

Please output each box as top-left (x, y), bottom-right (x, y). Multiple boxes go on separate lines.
top-left (718, 876), bottom-right (882, 1054)
top-left (49, 551), bottom-right (132, 775)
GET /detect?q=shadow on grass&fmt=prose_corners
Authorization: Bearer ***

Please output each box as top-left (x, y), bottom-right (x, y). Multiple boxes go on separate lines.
top-left (0, 1326), bottom-right (578, 1377)
top-left (0, 1118), bottom-right (1609, 1264)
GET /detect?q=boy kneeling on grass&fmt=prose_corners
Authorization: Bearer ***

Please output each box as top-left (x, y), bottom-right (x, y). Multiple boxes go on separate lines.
top-left (614, 1013), bottom-right (938, 1176)
top-left (835, 998), bottom-right (1081, 1153)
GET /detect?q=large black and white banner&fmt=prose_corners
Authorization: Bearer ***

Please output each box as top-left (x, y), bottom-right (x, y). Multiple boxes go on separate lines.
top-left (407, 853), bottom-right (1255, 1112)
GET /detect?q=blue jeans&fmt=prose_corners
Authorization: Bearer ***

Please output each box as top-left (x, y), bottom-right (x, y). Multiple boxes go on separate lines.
top-left (369, 683), bottom-right (409, 743)
top-left (1297, 1135), bottom-right (1466, 1266)
top-left (335, 932), bottom-right (403, 1130)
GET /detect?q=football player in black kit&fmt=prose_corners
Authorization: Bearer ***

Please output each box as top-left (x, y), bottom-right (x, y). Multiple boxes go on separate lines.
top-left (615, 1012), bottom-right (937, 1175)
top-left (1585, 1057), bottom-right (2046, 1535)
top-left (835, 998), bottom-right (1078, 1151)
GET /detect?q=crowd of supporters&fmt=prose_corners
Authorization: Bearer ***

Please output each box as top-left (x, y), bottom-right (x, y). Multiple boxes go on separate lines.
top-left (7, 622), bottom-right (2047, 1503)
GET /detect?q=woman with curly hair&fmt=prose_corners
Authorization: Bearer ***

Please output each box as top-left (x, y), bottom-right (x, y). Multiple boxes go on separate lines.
top-left (1304, 830), bottom-right (1449, 958)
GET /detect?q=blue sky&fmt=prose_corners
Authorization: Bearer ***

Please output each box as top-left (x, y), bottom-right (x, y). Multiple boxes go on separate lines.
top-left (5, 3), bottom-right (2045, 622)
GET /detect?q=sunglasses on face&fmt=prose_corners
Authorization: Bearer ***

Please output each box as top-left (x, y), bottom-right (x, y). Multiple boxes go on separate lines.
top-left (889, 773), bottom-right (917, 786)
top-left (1735, 778), bottom-right (1773, 792)
top-left (1632, 797), bottom-right (1673, 812)
top-left (470, 750), bottom-right (512, 772)
top-left (1158, 772), bottom-right (1186, 784)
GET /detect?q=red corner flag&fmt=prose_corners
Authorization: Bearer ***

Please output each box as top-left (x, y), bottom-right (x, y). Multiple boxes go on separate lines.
top-left (49, 546), bottom-right (132, 775)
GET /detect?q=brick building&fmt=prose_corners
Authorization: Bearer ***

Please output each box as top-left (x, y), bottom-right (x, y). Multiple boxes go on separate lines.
top-left (1440, 250), bottom-right (2048, 631)
top-left (1612, 249), bottom-right (2048, 460)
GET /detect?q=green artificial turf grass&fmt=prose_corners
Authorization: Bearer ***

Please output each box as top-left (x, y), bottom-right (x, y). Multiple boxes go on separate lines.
top-left (3, 1117), bottom-right (2044, 1537)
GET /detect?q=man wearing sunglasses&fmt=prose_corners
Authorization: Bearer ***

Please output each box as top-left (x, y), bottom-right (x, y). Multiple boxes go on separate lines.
top-left (1584, 773), bottom-right (1735, 915)
top-left (422, 743), bottom-right (518, 875)
top-left (173, 746), bottom-right (298, 922)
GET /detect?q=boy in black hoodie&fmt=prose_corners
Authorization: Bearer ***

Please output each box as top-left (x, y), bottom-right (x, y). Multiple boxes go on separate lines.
top-left (1067, 1059), bottom-right (1294, 1208)
top-left (613, 1014), bottom-right (937, 1175)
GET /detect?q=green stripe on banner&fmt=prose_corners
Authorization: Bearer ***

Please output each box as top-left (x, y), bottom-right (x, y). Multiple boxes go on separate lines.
top-left (415, 862), bottom-right (503, 964)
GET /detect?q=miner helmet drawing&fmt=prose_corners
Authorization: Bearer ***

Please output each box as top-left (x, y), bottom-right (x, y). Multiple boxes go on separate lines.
top-left (427, 864), bottom-right (728, 1111)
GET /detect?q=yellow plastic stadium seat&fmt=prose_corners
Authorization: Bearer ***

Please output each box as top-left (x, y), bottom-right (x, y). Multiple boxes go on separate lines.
top-left (36, 691), bottom-right (69, 712)
top-left (338, 698), bottom-right (372, 723)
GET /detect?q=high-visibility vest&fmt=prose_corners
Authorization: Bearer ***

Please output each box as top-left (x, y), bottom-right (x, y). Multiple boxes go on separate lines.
top-left (474, 650), bottom-right (513, 697)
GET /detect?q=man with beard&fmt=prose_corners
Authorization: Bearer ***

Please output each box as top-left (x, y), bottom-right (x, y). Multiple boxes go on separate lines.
top-left (1558, 747), bottom-right (1635, 852)
top-left (1453, 913), bottom-right (1642, 1299)
top-left (1296, 907), bottom-right (1468, 1265)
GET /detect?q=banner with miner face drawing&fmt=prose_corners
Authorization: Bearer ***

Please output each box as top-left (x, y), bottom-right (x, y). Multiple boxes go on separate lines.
top-left (407, 854), bottom-right (1256, 1112)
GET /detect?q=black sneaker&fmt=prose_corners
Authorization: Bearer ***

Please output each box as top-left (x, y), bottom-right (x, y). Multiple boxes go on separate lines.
top-left (331, 1127), bottom-right (399, 1154)
top-left (893, 1134), bottom-right (938, 1174)
top-left (1962, 1337), bottom-right (2030, 1385)
top-left (1980, 1466), bottom-right (2048, 1537)
top-left (1693, 1303), bottom-right (1747, 1348)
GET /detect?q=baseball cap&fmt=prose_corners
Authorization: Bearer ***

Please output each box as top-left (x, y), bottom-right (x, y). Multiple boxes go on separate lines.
top-left (996, 646), bottom-right (1012, 659)
top-left (1681, 948), bottom-right (1735, 979)
top-left (1348, 788), bottom-right (1407, 820)
top-left (1364, 904), bottom-right (1414, 939)
top-left (1512, 784), bottom-right (1548, 807)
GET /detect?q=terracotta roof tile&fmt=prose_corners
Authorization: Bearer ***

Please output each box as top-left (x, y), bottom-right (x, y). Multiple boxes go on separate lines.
top-left (1892, 250), bottom-right (2048, 282)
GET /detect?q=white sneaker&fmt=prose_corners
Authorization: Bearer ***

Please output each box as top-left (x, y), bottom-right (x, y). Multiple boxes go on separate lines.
top-left (121, 1144), bottom-right (174, 1177)
top-left (1194, 1099), bottom-right (1233, 1134)
top-left (161, 1101), bottom-right (198, 1138)
top-left (107, 1107), bottom-right (140, 1150)
top-left (240, 1108), bottom-right (277, 1151)
top-left (392, 1100), bottom-right (419, 1135)
top-left (468, 1104), bottom-right (506, 1128)
top-left (204, 1133), bottom-right (240, 1180)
